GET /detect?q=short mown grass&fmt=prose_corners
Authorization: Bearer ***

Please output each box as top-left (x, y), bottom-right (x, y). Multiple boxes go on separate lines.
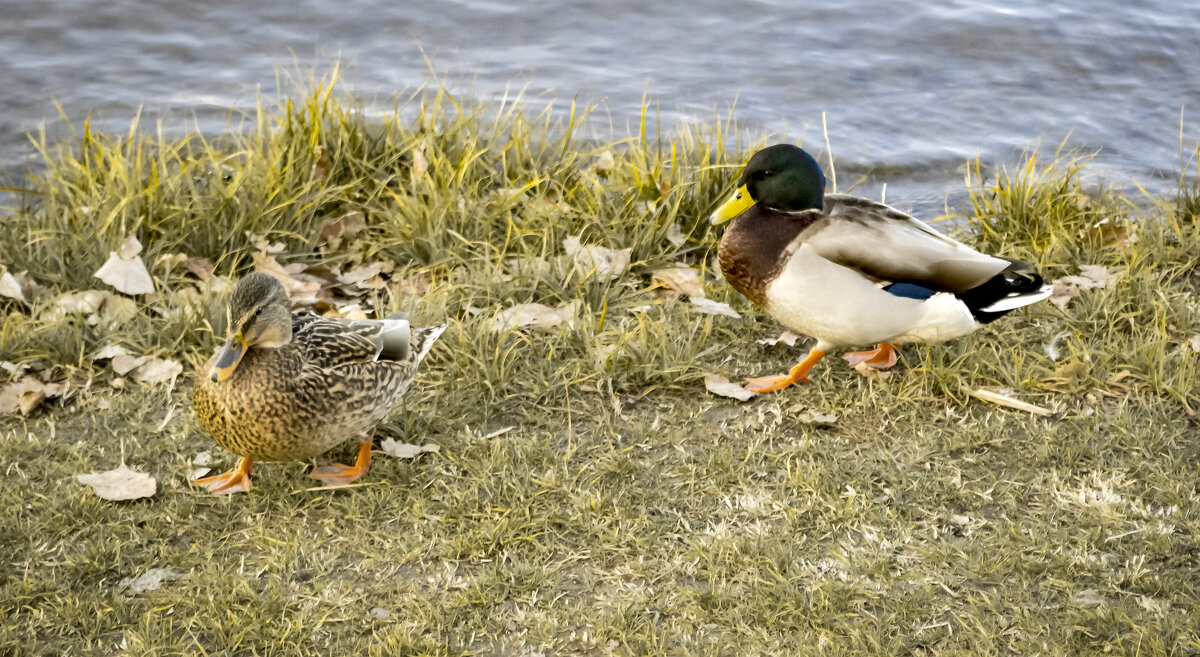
top-left (1, 75), bottom-right (1198, 656)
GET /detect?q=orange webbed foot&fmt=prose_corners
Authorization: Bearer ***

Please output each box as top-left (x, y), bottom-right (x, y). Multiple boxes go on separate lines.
top-left (193, 457), bottom-right (253, 495)
top-left (745, 348), bottom-right (826, 394)
top-left (842, 343), bottom-right (899, 369)
top-left (310, 439), bottom-right (373, 488)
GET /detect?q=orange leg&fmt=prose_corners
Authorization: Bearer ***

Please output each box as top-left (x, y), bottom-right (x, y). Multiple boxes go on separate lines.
top-left (745, 348), bottom-right (827, 393)
top-left (842, 343), bottom-right (899, 369)
top-left (310, 438), bottom-right (373, 488)
top-left (193, 457), bottom-right (253, 495)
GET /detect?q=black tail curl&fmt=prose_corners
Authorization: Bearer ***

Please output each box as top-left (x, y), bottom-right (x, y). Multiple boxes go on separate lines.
top-left (956, 260), bottom-right (1045, 323)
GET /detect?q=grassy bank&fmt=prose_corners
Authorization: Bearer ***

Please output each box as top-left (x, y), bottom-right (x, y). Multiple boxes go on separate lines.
top-left (1, 77), bottom-right (1198, 655)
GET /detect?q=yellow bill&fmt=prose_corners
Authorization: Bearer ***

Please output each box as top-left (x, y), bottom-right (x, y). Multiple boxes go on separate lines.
top-left (210, 332), bottom-right (247, 383)
top-left (709, 184), bottom-right (756, 225)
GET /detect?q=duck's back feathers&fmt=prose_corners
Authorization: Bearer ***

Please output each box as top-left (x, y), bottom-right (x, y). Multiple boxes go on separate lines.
top-left (810, 194), bottom-right (1013, 293)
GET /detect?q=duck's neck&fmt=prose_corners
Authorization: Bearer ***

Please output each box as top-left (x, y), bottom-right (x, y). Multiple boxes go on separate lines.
top-left (717, 206), bottom-right (822, 306)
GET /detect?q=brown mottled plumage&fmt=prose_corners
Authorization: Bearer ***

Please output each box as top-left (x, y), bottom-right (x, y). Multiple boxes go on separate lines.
top-left (192, 272), bottom-right (445, 494)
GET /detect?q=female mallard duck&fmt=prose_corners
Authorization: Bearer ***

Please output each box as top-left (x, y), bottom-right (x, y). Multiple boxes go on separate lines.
top-left (192, 272), bottom-right (446, 494)
top-left (711, 144), bottom-right (1051, 393)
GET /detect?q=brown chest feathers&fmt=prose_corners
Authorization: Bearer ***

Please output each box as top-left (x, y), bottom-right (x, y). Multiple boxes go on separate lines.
top-left (717, 206), bottom-right (822, 306)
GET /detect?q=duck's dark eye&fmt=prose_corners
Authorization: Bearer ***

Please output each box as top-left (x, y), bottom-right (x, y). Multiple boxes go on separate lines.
top-left (254, 308), bottom-right (263, 317)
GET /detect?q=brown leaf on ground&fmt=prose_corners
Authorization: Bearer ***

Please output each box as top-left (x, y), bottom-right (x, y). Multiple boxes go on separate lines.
top-left (338, 262), bottom-right (386, 287)
top-left (94, 235), bottom-right (156, 296)
top-left (323, 304), bottom-right (369, 320)
top-left (1050, 265), bottom-right (1116, 309)
top-left (183, 258), bottom-right (215, 281)
top-left (1085, 218), bottom-right (1137, 248)
top-left (689, 297), bottom-right (741, 318)
top-left (0, 267), bottom-right (26, 303)
top-left (76, 464), bottom-right (156, 501)
top-left (399, 270), bottom-right (434, 297)
top-left (318, 210), bottom-right (367, 251)
top-left (703, 374), bottom-right (754, 401)
top-left (251, 251), bottom-right (324, 302)
top-left (0, 376), bottom-right (67, 415)
top-left (757, 331), bottom-right (800, 347)
top-left (492, 301), bottom-right (580, 333)
top-left (379, 438), bottom-right (439, 459)
top-left (120, 568), bottom-right (186, 594)
top-left (563, 235), bottom-right (631, 283)
top-left (651, 268), bottom-right (704, 299)
top-left (798, 411), bottom-right (839, 424)
top-left (132, 357), bottom-right (183, 384)
top-left (111, 353), bottom-right (149, 376)
top-left (852, 362), bottom-right (893, 380)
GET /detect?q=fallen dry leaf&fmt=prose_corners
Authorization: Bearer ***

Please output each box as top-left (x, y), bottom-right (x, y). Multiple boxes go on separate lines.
top-left (492, 301), bottom-right (580, 333)
top-left (0, 377), bottom-right (67, 415)
top-left (798, 411), bottom-right (839, 424)
top-left (338, 262), bottom-right (386, 287)
top-left (76, 464), bottom-right (156, 501)
top-left (189, 451), bottom-right (213, 480)
top-left (323, 303), bottom-right (369, 320)
top-left (651, 268), bottom-right (704, 298)
top-left (852, 362), bottom-right (893, 380)
top-left (155, 253), bottom-right (188, 268)
top-left (251, 251), bottom-right (324, 302)
top-left (971, 388), bottom-right (1053, 416)
top-left (120, 568), bottom-right (186, 594)
top-left (54, 289), bottom-right (109, 315)
top-left (94, 235), bottom-right (155, 295)
top-left (183, 257), bottom-right (215, 281)
top-left (399, 270), bottom-right (434, 297)
top-left (689, 297), bottom-right (741, 319)
top-left (563, 235), bottom-right (631, 283)
top-left (318, 210), bottom-right (367, 251)
top-left (703, 374), bottom-right (754, 401)
top-left (132, 357), bottom-right (183, 384)
top-left (1086, 218), bottom-right (1137, 248)
top-left (92, 344), bottom-right (131, 361)
top-left (379, 438), bottom-right (440, 459)
top-left (0, 268), bottom-right (25, 303)
top-left (1051, 265), bottom-right (1116, 310)
top-left (1071, 589), bottom-right (1106, 608)
top-left (1054, 361), bottom-right (1087, 379)
top-left (111, 354), bottom-right (149, 376)
top-left (757, 331), bottom-right (800, 347)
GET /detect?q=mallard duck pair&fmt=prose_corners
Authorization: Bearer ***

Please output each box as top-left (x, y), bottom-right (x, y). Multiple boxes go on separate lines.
top-left (712, 144), bottom-right (1051, 391)
top-left (192, 272), bottom-right (445, 495)
top-left (193, 144), bottom-right (1050, 494)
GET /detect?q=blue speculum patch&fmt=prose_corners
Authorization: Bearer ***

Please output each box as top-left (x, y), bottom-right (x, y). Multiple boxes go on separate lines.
top-left (882, 283), bottom-right (938, 300)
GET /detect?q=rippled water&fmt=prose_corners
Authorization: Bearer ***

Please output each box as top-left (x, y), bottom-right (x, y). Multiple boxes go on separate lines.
top-left (3, 0), bottom-right (1198, 211)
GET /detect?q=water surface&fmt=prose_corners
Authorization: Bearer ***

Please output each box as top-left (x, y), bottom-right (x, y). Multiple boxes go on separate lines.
top-left (2, 0), bottom-right (1197, 212)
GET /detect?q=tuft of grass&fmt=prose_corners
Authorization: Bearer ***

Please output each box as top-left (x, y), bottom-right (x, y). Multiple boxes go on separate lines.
top-left (1, 74), bottom-right (1198, 656)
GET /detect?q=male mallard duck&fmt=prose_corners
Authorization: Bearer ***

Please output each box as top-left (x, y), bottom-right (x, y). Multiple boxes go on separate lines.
top-left (192, 272), bottom-right (446, 494)
top-left (711, 144), bottom-right (1051, 393)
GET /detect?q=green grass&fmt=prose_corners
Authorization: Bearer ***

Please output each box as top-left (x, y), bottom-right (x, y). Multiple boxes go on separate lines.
top-left (1, 74), bottom-right (1198, 656)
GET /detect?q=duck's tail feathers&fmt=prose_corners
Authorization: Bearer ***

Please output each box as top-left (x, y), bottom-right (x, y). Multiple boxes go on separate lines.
top-left (956, 260), bottom-right (1051, 323)
top-left (409, 324), bottom-right (448, 366)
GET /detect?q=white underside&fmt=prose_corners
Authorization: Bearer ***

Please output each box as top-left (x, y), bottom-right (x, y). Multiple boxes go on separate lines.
top-left (764, 243), bottom-right (982, 351)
